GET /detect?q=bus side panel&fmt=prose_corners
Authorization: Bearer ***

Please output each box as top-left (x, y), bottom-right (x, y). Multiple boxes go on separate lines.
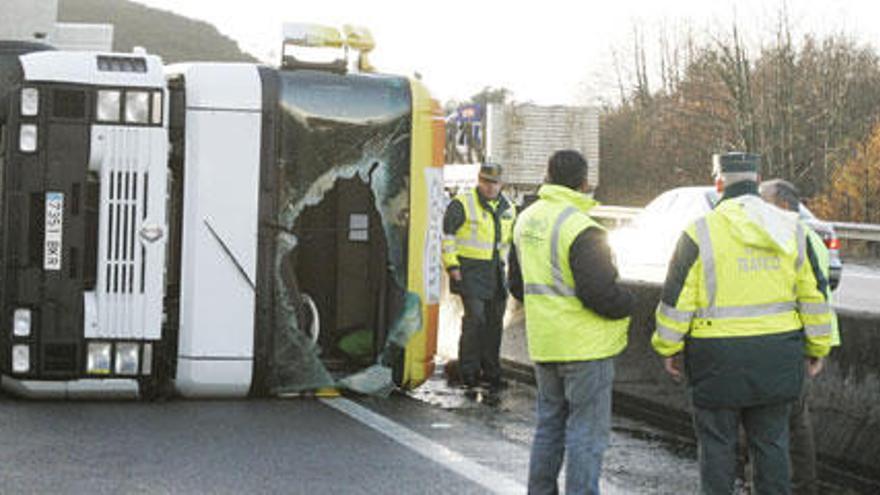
top-left (401, 81), bottom-right (444, 387)
top-left (175, 105), bottom-right (261, 397)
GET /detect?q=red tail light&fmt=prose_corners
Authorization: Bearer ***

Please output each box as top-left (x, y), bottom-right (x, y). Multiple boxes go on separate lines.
top-left (826, 237), bottom-right (841, 250)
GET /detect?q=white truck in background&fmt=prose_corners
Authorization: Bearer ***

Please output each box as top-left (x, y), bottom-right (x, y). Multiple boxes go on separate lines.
top-left (484, 103), bottom-right (599, 201)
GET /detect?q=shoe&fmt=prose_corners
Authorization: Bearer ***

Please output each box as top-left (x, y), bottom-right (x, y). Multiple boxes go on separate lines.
top-left (486, 378), bottom-right (508, 393)
top-left (482, 392), bottom-right (501, 407)
top-left (461, 375), bottom-right (479, 390)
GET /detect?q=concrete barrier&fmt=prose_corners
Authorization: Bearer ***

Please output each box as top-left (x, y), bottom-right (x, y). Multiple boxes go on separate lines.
top-left (498, 282), bottom-right (880, 492)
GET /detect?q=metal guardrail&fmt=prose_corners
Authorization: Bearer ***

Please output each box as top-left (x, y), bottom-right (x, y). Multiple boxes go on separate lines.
top-left (592, 205), bottom-right (880, 242)
top-left (591, 205), bottom-right (643, 219)
top-left (833, 222), bottom-right (880, 242)
top-left (590, 205), bottom-right (642, 228)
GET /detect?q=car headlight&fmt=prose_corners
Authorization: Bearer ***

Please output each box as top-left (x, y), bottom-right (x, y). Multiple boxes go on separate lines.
top-left (13, 308), bottom-right (31, 337)
top-left (125, 91), bottom-right (149, 124)
top-left (115, 342), bottom-right (139, 375)
top-left (97, 90), bottom-right (121, 122)
top-left (86, 342), bottom-right (112, 375)
top-left (19, 124), bottom-right (37, 152)
top-left (151, 91), bottom-right (163, 125)
top-left (141, 342), bottom-right (153, 375)
top-left (12, 344), bottom-right (29, 373)
top-left (21, 87), bottom-right (39, 116)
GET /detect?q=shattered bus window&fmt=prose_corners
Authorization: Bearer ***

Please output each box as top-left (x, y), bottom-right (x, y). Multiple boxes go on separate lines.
top-left (268, 70), bottom-right (420, 396)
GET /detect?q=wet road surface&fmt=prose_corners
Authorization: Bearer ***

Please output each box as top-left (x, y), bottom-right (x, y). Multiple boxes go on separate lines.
top-left (398, 373), bottom-right (702, 494)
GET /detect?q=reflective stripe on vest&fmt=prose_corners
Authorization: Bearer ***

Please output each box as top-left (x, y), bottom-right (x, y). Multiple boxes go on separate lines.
top-left (695, 301), bottom-right (797, 319)
top-left (695, 218), bottom-right (717, 307)
top-left (798, 301), bottom-right (830, 315)
top-left (656, 321), bottom-right (687, 343)
top-left (658, 302), bottom-right (694, 323)
top-left (522, 206), bottom-right (579, 297)
top-left (795, 223), bottom-right (805, 270)
top-left (442, 234), bottom-right (457, 253)
top-left (805, 322), bottom-right (833, 337)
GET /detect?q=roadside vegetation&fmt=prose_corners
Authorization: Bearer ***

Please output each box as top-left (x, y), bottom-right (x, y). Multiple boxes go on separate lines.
top-left (599, 13), bottom-right (880, 221)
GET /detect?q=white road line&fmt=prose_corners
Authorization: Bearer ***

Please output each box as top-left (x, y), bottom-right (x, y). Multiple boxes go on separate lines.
top-left (321, 397), bottom-right (526, 494)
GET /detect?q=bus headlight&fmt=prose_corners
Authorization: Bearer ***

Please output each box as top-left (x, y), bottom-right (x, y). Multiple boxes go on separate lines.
top-left (19, 124), bottom-right (37, 152)
top-left (125, 91), bottom-right (149, 124)
top-left (151, 91), bottom-right (163, 125)
top-left (21, 87), bottom-right (39, 116)
top-left (12, 345), bottom-right (29, 373)
top-left (13, 308), bottom-right (31, 337)
top-left (97, 90), bottom-right (121, 122)
top-left (86, 342), bottom-right (111, 375)
top-left (115, 342), bottom-right (139, 375)
top-left (141, 342), bottom-right (152, 375)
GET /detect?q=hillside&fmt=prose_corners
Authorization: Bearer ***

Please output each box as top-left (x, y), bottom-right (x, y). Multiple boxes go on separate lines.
top-left (58, 0), bottom-right (257, 63)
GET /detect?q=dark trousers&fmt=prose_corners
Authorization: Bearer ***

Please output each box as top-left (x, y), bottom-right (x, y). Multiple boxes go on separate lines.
top-left (790, 378), bottom-right (817, 495)
top-left (459, 295), bottom-right (506, 384)
top-left (694, 402), bottom-right (792, 495)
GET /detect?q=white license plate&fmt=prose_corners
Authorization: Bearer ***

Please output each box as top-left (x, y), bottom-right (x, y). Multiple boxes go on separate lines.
top-left (44, 192), bottom-right (64, 271)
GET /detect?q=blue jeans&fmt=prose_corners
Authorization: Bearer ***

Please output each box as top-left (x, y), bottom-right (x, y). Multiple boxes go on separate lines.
top-left (528, 359), bottom-right (614, 495)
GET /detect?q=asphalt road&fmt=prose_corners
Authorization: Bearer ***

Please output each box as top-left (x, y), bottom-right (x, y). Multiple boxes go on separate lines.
top-left (0, 377), bottom-right (708, 495)
top-left (834, 263), bottom-right (880, 312)
top-left (2, 371), bottom-right (866, 494)
top-left (2, 264), bottom-right (873, 495)
top-left (0, 395), bottom-right (489, 494)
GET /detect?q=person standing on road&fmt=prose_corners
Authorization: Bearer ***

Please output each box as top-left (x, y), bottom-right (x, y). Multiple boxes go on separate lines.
top-left (759, 178), bottom-right (841, 495)
top-left (652, 152), bottom-right (833, 495)
top-left (442, 162), bottom-right (516, 392)
top-left (508, 150), bottom-right (635, 494)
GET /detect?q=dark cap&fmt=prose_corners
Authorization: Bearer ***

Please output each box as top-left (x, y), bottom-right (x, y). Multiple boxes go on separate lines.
top-left (712, 152), bottom-right (760, 178)
top-left (479, 162), bottom-right (503, 183)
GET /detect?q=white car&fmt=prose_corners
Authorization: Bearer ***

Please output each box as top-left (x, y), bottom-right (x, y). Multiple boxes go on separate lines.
top-left (609, 186), bottom-right (842, 288)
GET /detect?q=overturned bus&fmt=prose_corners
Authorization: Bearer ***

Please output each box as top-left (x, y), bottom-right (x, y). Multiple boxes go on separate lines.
top-left (0, 25), bottom-right (444, 399)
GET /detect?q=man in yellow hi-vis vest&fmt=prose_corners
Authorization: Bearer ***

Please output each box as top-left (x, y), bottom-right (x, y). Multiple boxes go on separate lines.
top-left (509, 150), bottom-right (634, 494)
top-left (652, 153), bottom-right (832, 494)
top-left (442, 162), bottom-right (516, 391)
top-left (760, 178), bottom-right (841, 495)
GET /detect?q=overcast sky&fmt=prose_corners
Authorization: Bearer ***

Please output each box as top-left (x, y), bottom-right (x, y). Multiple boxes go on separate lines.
top-left (134, 0), bottom-right (880, 105)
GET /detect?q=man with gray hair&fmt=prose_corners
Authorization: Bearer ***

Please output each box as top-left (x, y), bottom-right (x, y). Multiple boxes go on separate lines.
top-left (760, 178), bottom-right (841, 495)
top-left (760, 179), bottom-right (801, 212)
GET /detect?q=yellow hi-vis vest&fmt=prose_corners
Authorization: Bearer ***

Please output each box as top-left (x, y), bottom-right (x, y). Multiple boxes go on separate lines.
top-left (442, 188), bottom-right (515, 267)
top-left (513, 184), bottom-right (629, 362)
top-left (652, 196), bottom-right (833, 358)
top-left (806, 229), bottom-right (840, 346)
